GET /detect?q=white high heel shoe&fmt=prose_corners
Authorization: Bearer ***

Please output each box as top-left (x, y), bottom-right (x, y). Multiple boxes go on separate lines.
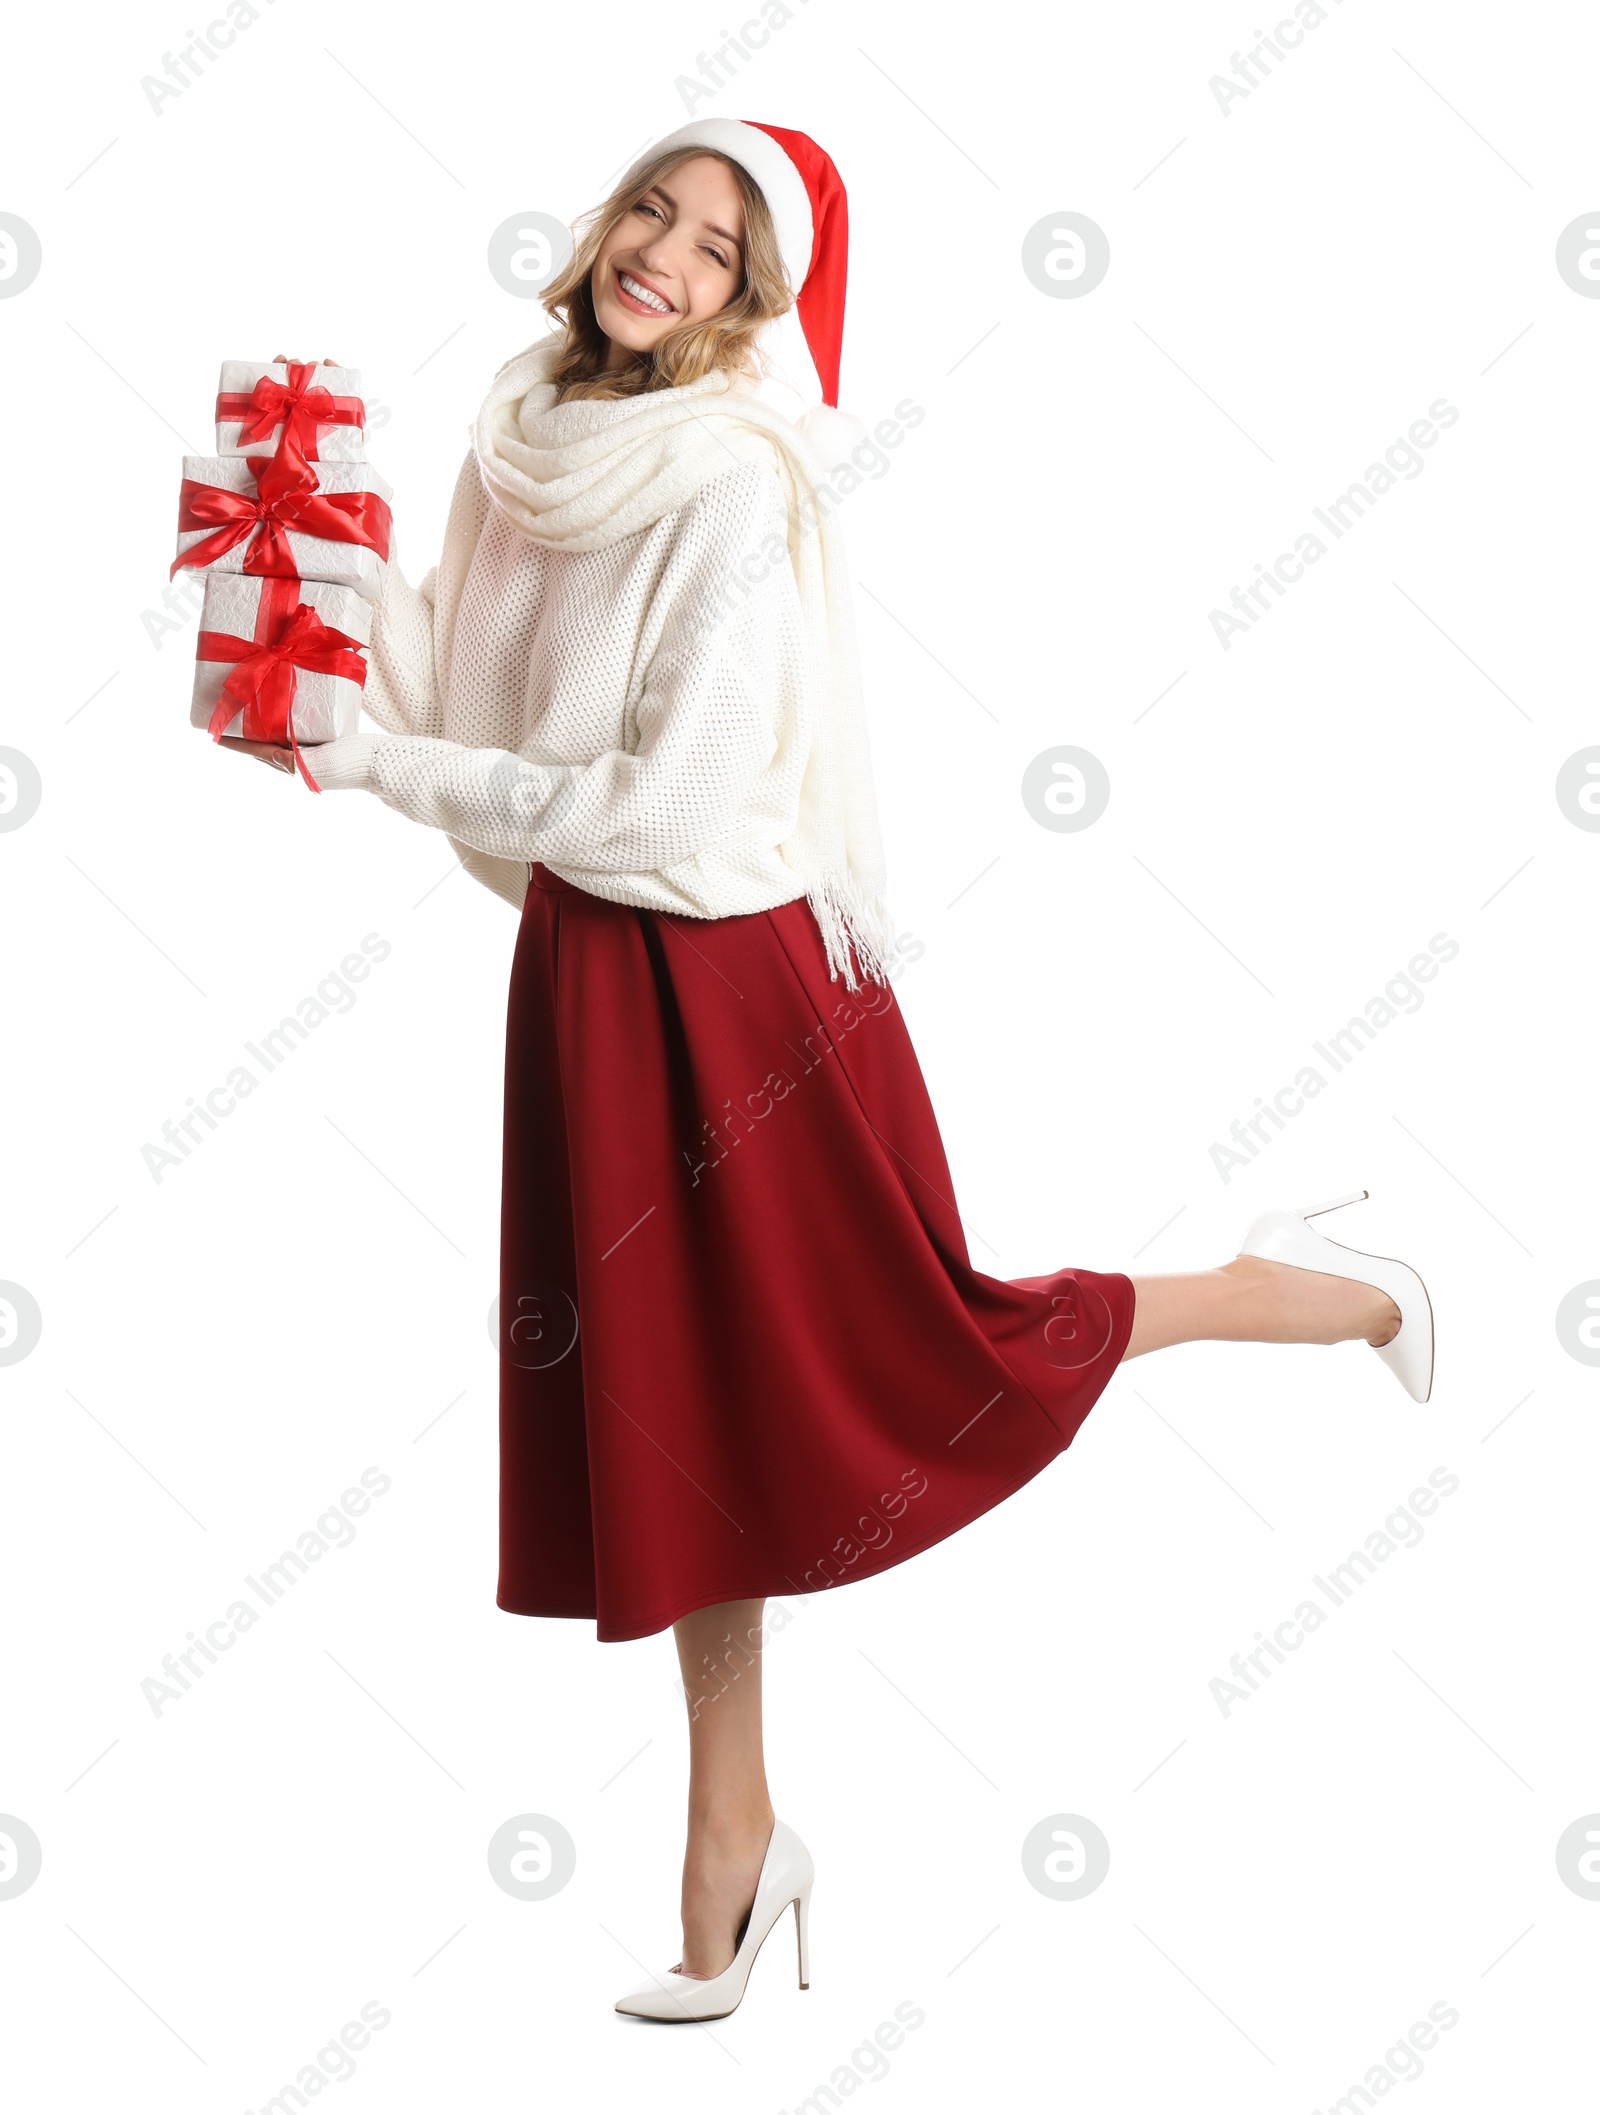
top-left (613, 1818), bottom-right (813, 2022)
top-left (1236, 1189), bottom-right (1434, 1403)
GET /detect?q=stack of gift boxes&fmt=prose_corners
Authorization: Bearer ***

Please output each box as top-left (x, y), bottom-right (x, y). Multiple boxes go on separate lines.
top-left (172, 358), bottom-right (391, 788)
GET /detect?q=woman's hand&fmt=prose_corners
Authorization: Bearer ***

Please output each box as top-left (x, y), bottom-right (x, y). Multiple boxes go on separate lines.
top-left (217, 736), bottom-right (297, 773)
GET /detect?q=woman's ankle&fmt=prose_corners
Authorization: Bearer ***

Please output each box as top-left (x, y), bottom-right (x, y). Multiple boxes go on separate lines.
top-left (1212, 1255), bottom-right (1291, 1341)
top-left (686, 1798), bottom-right (775, 1850)
top-left (1216, 1253), bottom-right (1393, 1347)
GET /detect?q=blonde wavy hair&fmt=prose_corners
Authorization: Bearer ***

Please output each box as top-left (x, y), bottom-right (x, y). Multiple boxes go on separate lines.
top-left (540, 146), bottom-right (794, 403)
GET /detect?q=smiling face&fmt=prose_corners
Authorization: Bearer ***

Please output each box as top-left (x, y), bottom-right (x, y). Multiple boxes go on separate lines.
top-left (590, 153), bottom-right (748, 370)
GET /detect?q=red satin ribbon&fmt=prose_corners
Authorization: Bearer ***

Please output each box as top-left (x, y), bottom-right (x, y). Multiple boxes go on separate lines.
top-left (172, 469), bottom-right (392, 581)
top-left (197, 576), bottom-right (367, 792)
top-left (215, 359), bottom-right (365, 480)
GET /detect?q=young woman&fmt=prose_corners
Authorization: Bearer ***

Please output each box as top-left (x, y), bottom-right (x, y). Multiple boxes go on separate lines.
top-left (228, 118), bottom-right (1433, 2023)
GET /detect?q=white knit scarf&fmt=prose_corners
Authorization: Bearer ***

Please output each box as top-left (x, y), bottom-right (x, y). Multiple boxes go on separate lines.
top-left (472, 334), bottom-right (897, 991)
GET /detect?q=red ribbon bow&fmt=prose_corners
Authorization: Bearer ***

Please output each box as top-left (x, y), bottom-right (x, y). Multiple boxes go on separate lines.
top-left (197, 577), bottom-right (368, 791)
top-left (173, 465), bottom-right (392, 581)
top-left (214, 358), bottom-right (365, 482)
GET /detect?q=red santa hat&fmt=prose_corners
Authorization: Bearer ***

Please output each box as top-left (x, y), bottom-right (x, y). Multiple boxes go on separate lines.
top-left (615, 117), bottom-right (867, 468)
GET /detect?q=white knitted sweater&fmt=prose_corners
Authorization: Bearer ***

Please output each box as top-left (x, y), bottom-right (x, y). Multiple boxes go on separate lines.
top-left (309, 444), bottom-right (815, 923)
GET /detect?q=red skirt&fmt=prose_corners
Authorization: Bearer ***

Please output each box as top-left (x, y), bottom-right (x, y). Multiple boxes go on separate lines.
top-left (498, 861), bottom-right (1135, 1642)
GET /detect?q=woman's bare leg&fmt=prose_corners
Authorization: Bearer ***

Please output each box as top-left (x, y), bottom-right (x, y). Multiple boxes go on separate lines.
top-left (1121, 1255), bottom-right (1401, 1362)
top-left (670, 1597), bottom-right (776, 1979)
top-left (656, 1271), bottom-right (1398, 1973)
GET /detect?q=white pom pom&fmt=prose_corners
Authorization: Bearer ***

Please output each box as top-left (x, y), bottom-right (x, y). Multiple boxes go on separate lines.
top-left (796, 401), bottom-right (868, 470)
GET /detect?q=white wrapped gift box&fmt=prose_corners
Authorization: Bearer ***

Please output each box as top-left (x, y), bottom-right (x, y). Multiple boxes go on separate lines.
top-left (175, 454), bottom-right (393, 601)
top-left (214, 358), bottom-right (367, 461)
top-left (192, 573), bottom-right (372, 747)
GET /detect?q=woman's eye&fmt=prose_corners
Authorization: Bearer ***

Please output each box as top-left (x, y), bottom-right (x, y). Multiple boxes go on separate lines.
top-left (706, 247), bottom-right (728, 267)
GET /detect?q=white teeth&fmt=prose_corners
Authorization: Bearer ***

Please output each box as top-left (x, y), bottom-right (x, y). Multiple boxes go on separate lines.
top-left (619, 271), bottom-right (671, 314)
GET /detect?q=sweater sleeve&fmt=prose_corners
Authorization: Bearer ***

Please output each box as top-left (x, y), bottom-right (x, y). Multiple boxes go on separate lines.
top-left (357, 535), bottom-right (441, 738)
top-left (310, 464), bottom-right (801, 875)
top-left (357, 447), bottom-right (484, 739)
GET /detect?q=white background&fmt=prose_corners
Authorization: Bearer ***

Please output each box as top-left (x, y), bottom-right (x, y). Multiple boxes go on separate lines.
top-left (3, 0), bottom-right (1596, 2107)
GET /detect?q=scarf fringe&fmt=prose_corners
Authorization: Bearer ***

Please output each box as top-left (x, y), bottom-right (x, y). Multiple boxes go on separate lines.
top-left (804, 867), bottom-right (899, 993)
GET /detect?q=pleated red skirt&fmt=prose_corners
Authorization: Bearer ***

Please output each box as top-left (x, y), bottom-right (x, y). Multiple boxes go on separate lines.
top-left (497, 860), bottom-right (1136, 1642)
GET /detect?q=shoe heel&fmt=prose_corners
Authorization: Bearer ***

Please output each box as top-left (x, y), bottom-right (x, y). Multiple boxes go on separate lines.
top-left (1296, 1187), bottom-right (1369, 1220)
top-left (794, 1888), bottom-right (811, 1990)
